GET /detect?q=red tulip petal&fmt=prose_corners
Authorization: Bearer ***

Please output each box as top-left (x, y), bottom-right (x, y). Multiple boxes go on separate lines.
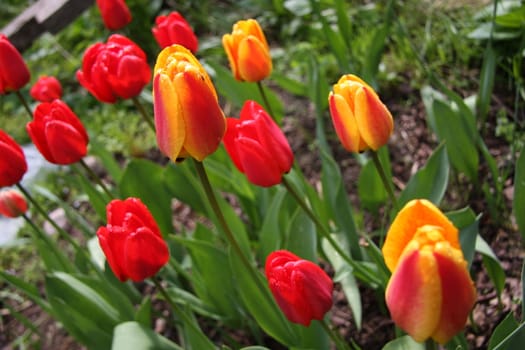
top-left (123, 227), bottom-right (169, 282)
top-left (223, 118), bottom-right (244, 172)
top-left (236, 137), bottom-right (282, 187)
top-left (44, 120), bottom-right (87, 164)
top-left (96, 226), bottom-right (128, 281)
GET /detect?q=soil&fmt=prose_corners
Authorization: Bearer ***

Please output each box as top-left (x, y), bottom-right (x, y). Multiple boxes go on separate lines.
top-left (1, 72), bottom-right (523, 350)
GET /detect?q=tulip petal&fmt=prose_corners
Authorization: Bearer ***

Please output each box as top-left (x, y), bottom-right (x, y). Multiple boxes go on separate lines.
top-left (43, 120), bottom-right (87, 164)
top-left (172, 71), bottom-right (225, 161)
top-left (223, 118), bottom-right (244, 172)
top-left (382, 199), bottom-right (461, 272)
top-left (431, 244), bottom-right (477, 344)
top-left (237, 37), bottom-right (272, 82)
top-left (153, 73), bottom-right (185, 161)
top-left (222, 34), bottom-right (240, 81)
top-left (123, 227), bottom-right (169, 282)
top-left (354, 86), bottom-right (394, 150)
top-left (385, 245), bottom-right (442, 342)
top-left (96, 226), bottom-right (128, 281)
top-left (0, 131), bottom-right (27, 187)
top-left (329, 93), bottom-right (363, 153)
top-left (236, 137), bottom-right (282, 187)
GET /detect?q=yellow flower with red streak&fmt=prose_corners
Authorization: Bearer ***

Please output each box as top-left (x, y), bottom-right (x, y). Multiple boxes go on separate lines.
top-left (153, 44), bottom-right (226, 162)
top-left (382, 199), bottom-right (477, 344)
top-left (222, 19), bottom-right (272, 82)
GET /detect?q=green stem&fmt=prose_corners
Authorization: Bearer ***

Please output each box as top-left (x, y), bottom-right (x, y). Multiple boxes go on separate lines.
top-left (78, 158), bottom-right (114, 200)
top-left (425, 339), bottom-right (438, 350)
top-left (281, 176), bottom-right (381, 286)
top-left (15, 90), bottom-right (33, 120)
top-left (131, 96), bottom-right (155, 132)
top-left (319, 319), bottom-right (351, 350)
top-left (256, 81), bottom-right (276, 120)
top-left (370, 150), bottom-right (398, 211)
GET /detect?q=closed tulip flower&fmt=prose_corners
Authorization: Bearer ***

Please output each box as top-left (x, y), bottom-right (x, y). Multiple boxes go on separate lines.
top-left (30, 75), bottom-right (62, 102)
top-left (382, 199), bottom-right (476, 344)
top-left (152, 12), bottom-right (198, 53)
top-left (27, 100), bottom-right (89, 165)
top-left (223, 100), bottom-right (293, 187)
top-left (265, 250), bottom-right (333, 326)
top-left (222, 19), bottom-right (272, 82)
top-left (0, 130), bottom-right (27, 188)
top-left (96, 0), bottom-right (132, 31)
top-left (0, 189), bottom-right (27, 218)
top-left (153, 44), bottom-right (226, 162)
top-left (77, 34), bottom-right (150, 103)
top-left (329, 74), bottom-right (393, 153)
top-left (96, 198), bottom-right (169, 282)
top-left (0, 34), bottom-right (30, 94)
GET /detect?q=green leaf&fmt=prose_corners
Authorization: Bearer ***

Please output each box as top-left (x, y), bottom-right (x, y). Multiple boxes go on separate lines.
top-left (398, 143), bottom-right (449, 207)
top-left (112, 321), bottom-right (184, 350)
top-left (229, 252), bottom-right (301, 347)
top-left (286, 209), bottom-right (317, 261)
top-left (358, 157), bottom-right (388, 213)
top-left (258, 189), bottom-right (288, 259)
top-left (89, 138), bottom-right (123, 185)
top-left (134, 296), bottom-right (152, 327)
top-left (476, 235), bottom-right (506, 297)
top-left (477, 44), bottom-right (497, 123)
top-left (0, 270), bottom-right (51, 314)
top-left (514, 149), bottom-right (525, 243)
top-left (71, 167), bottom-right (108, 220)
top-left (447, 207), bottom-right (478, 268)
top-left (488, 313), bottom-right (525, 350)
top-left (163, 162), bottom-right (207, 215)
top-left (382, 335), bottom-right (424, 350)
top-left (119, 159), bottom-right (173, 236)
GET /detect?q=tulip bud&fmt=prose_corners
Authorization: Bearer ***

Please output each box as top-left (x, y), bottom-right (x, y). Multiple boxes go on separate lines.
top-left (222, 19), bottom-right (272, 82)
top-left (0, 34), bottom-right (30, 95)
top-left (96, 0), bottom-right (132, 31)
top-left (152, 12), bottom-right (198, 53)
top-left (265, 250), bottom-right (333, 326)
top-left (77, 34), bottom-right (150, 103)
top-left (0, 130), bottom-right (27, 188)
top-left (0, 189), bottom-right (27, 218)
top-left (27, 100), bottom-right (89, 165)
top-left (328, 74), bottom-right (393, 153)
top-left (223, 100), bottom-right (293, 187)
top-left (30, 76), bottom-right (62, 102)
top-left (96, 198), bottom-right (169, 282)
top-left (153, 44), bottom-right (226, 161)
top-left (382, 199), bottom-right (476, 344)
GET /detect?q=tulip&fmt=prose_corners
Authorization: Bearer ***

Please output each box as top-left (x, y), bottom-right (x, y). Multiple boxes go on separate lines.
top-left (96, 0), bottom-right (132, 31)
top-left (328, 74), bottom-right (393, 153)
top-left (152, 12), bottom-right (198, 53)
top-left (0, 34), bottom-right (30, 95)
top-left (0, 189), bottom-right (27, 218)
top-left (382, 199), bottom-right (476, 344)
top-left (265, 250), bottom-right (333, 326)
top-left (77, 34), bottom-right (150, 103)
top-left (0, 130), bottom-right (27, 188)
top-left (153, 44), bottom-right (226, 162)
top-left (222, 19), bottom-right (272, 82)
top-left (30, 76), bottom-right (62, 102)
top-left (96, 197), bottom-right (169, 282)
top-left (27, 100), bottom-right (89, 165)
top-left (223, 100), bottom-right (293, 187)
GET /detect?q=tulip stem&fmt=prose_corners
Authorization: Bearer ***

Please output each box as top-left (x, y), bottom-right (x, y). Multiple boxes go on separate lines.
top-left (319, 319), bottom-right (351, 350)
top-left (193, 160), bottom-right (267, 289)
top-left (257, 81), bottom-right (276, 121)
top-left (370, 150), bottom-right (399, 211)
top-left (425, 339), bottom-right (438, 350)
top-left (15, 90), bottom-right (33, 120)
top-left (78, 158), bottom-right (114, 200)
top-left (281, 176), bottom-right (381, 286)
top-left (131, 96), bottom-right (155, 132)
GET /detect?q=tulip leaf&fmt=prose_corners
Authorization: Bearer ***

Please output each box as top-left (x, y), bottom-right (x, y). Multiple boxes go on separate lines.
top-left (488, 312), bottom-right (525, 350)
top-left (112, 321), bottom-right (184, 350)
top-left (322, 235), bottom-right (362, 329)
top-left (447, 207), bottom-right (478, 268)
top-left (88, 138), bottom-right (123, 184)
top-left (382, 335), bottom-right (424, 350)
top-left (0, 270), bottom-right (51, 314)
top-left (286, 209), bottom-right (317, 261)
top-left (119, 159), bottom-right (174, 236)
top-left (163, 161), bottom-right (208, 214)
top-left (514, 149), bottom-right (525, 243)
top-left (476, 235), bottom-right (506, 297)
top-left (398, 142), bottom-right (449, 208)
top-left (477, 44), bottom-right (496, 123)
top-left (258, 189), bottom-right (288, 259)
top-left (71, 165), bottom-right (109, 219)
top-left (358, 156), bottom-right (388, 213)
top-left (229, 252), bottom-right (301, 347)
top-left (134, 296), bottom-right (152, 327)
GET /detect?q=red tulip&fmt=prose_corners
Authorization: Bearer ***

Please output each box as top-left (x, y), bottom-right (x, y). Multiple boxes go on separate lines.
top-left (96, 198), bottom-right (169, 282)
top-left (382, 199), bottom-right (477, 344)
top-left (96, 0), bottom-right (132, 31)
top-left (30, 76), bottom-right (62, 102)
top-left (0, 130), bottom-right (27, 188)
top-left (27, 100), bottom-right (89, 165)
top-left (265, 250), bottom-right (333, 326)
top-left (152, 12), bottom-right (198, 53)
top-left (0, 34), bottom-right (30, 94)
top-left (223, 100), bottom-right (293, 187)
top-left (77, 34), bottom-right (150, 103)
top-left (0, 189), bottom-right (27, 218)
